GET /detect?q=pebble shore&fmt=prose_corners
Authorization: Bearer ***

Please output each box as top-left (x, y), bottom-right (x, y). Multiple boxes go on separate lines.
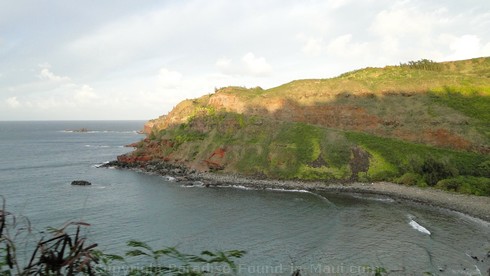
top-left (197, 173), bottom-right (490, 222)
top-left (103, 160), bottom-right (490, 222)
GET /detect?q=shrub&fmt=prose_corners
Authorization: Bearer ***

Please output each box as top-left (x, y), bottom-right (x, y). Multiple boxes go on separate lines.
top-left (400, 59), bottom-right (443, 71)
top-left (436, 176), bottom-right (490, 196)
top-left (421, 157), bottom-right (458, 186)
top-left (400, 155), bottom-right (424, 175)
top-left (396, 172), bottom-right (424, 186)
top-left (476, 160), bottom-right (490, 177)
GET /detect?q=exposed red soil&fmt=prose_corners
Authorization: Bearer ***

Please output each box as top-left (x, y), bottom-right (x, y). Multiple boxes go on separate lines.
top-left (128, 90), bottom-right (485, 168)
top-left (203, 147), bottom-right (226, 170)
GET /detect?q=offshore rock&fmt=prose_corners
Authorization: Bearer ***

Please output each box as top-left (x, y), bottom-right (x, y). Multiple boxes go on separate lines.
top-left (71, 180), bottom-right (92, 186)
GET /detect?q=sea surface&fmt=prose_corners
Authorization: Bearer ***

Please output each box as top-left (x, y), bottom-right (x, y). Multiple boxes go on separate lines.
top-left (0, 121), bottom-right (489, 275)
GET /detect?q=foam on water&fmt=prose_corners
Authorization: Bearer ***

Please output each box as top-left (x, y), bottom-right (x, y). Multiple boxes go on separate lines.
top-left (85, 145), bottom-right (111, 148)
top-left (409, 219), bottom-right (431, 235)
top-left (351, 193), bottom-right (395, 203)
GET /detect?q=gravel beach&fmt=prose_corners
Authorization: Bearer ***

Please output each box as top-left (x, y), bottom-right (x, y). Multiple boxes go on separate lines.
top-left (197, 173), bottom-right (490, 222)
top-left (103, 160), bottom-right (490, 222)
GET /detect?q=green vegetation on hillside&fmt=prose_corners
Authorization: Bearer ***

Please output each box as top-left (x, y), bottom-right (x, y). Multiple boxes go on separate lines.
top-left (135, 57), bottom-right (490, 196)
top-left (144, 110), bottom-right (490, 195)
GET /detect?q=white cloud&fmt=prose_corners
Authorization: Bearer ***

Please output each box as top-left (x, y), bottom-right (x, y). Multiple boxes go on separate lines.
top-left (216, 52), bottom-right (272, 77)
top-left (74, 85), bottom-right (98, 103)
top-left (446, 34), bottom-right (490, 60)
top-left (242, 53), bottom-right (272, 76)
top-left (367, 4), bottom-right (449, 60)
top-left (326, 34), bottom-right (369, 59)
top-left (1, 0), bottom-right (490, 120)
top-left (157, 68), bottom-right (183, 89)
top-left (215, 57), bottom-right (232, 72)
top-left (5, 65), bottom-right (103, 111)
top-left (32, 98), bottom-right (67, 110)
top-left (370, 8), bottom-right (433, 39)
top-left (39, 68), bottom-right (71, 82)
top-left (328, 0), bottom-right (352, 9)
top-left (302, 37), bottom-right (324, 56)
top-left (6, 97), bottom-right (20, 108)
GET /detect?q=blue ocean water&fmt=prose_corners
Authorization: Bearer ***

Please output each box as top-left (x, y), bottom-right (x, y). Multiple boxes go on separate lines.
top-left (0, 121), bottom-right (489, 275)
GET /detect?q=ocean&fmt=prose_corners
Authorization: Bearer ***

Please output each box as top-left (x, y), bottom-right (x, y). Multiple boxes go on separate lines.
top-left (0, 121), bottom-right (489, 275)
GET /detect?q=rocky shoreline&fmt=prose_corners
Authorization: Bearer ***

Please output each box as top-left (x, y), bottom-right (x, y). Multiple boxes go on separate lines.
top-left (102, 160), bottom-right (490, 222)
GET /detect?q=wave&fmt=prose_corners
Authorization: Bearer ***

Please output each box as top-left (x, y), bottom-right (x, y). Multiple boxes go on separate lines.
top-left (265, 187), bottom-right (310, 193)
top-left (223, 185), bottom-right (256, 190)
top-left (163, 176), bottom-right (177, 182)
top-left (85, 145), bottom-right (126, 149)
top-left (177, 182), bottom-right (335, 205)
top-left (351, 194), bottom-right (395, 203)
top-left (408, 219), bottom-right (431, 235)
top-left (60, 130), bottom-right (140, 134)
top-left (264, 188), bottom-right (335, 204)
top-left (92, 161), bottom-right (110, 168)
top-left (203, 185), bottom-right (335, 204)
top-left (455, 211), bottom-right (490, 228)
top-left (181, 180), bottom-right (207, 188)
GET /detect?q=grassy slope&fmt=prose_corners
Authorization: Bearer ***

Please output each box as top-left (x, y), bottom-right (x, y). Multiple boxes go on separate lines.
top-left (137, 58), bottom-right (490, 196)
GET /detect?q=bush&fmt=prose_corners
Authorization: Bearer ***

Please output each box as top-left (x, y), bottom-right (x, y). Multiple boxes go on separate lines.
top-left (421, 157), bottom-right (458, 186)
top-left (400, 155), bottom-right (424, 175)
top-left (436, 176), bottom-right (490, 196)
top-left (400, 59), bottom-right (443, 71)
top-left (396, 172), bottom-right (424, 186)
top-left (476, 160), bottom-right (490, 177)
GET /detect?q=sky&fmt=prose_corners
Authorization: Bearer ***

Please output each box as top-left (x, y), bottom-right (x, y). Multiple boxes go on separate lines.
top-left (1, 0), bottom-right (490, 120)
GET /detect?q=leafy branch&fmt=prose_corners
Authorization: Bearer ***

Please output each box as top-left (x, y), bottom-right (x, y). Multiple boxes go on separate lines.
top-left (1, 197), bottom-right (245, 275)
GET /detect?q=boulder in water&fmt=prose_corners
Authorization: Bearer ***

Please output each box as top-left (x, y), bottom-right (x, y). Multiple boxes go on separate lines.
top-left (71, 180), bottom-right (92, 186)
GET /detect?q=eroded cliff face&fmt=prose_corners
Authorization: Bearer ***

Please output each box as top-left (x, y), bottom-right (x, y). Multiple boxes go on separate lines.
top-left (144, 89), bottom-right (478, 152)
top-left (112, 58), bottom-right (490, 193)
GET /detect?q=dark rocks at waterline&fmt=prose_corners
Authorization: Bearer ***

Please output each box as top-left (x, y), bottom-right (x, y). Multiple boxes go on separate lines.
top-left (99, 160), bottom-right (199, 182)
top-left (71, 180), bottom-right (92, 186)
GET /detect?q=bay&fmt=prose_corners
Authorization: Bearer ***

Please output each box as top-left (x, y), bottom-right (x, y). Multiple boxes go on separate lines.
top-left (0, 121), bottom-right (489, 275)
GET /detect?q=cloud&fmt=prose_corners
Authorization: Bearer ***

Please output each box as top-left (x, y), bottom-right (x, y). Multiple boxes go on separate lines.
top-left (39, 68), bottom-right (71, 82)
top-left (370, 8), bottom-right (434, 39)
top-left (216, 57), bottom-right (232, 72)
top-left (242, 53), bottom-right (272, 76)
top-left (446, 34), bottom-right (490, 60)
top-left (5, 65), bottom-right (101, 111)
top-left (74, 85), bottom-right (98, 103)
top-left (157, 68), bottom-right (183, 88)
top-left (326, 34), bottom-right (369, 59)
top-left (6, 97), bottom-right (20, 108)
top-left (2, 0), bottom-right (490, 120)
top-left (328, 0), bottom-right (352, 9)
top-left (301, 37), bottom-right (324, 56)
top-left (216, 52), bottom-right (272, 77)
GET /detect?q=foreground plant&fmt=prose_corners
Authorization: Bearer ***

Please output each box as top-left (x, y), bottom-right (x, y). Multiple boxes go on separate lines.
top-left (1, 195), bottom-right (100, 275)
top-left (1, 197), bottom-right (245, 275)
top-left (94, 240), bottom-right (245, 275)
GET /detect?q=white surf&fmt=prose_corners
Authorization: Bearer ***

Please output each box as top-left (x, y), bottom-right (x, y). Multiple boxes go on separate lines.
top-left (409, 219), bottom-right (431, 235)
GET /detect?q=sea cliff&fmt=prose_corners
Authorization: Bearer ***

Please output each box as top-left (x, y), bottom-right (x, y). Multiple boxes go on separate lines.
top-left (117, 57), bottom-right (490, 196)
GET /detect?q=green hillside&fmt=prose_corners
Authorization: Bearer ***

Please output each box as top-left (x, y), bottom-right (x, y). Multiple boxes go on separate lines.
top-left (125, 57), bottom-right (490, 196)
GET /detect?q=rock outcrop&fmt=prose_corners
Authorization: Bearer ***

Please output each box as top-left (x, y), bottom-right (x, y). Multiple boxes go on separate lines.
top-left (71, 180), bottom-right (91, 186)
